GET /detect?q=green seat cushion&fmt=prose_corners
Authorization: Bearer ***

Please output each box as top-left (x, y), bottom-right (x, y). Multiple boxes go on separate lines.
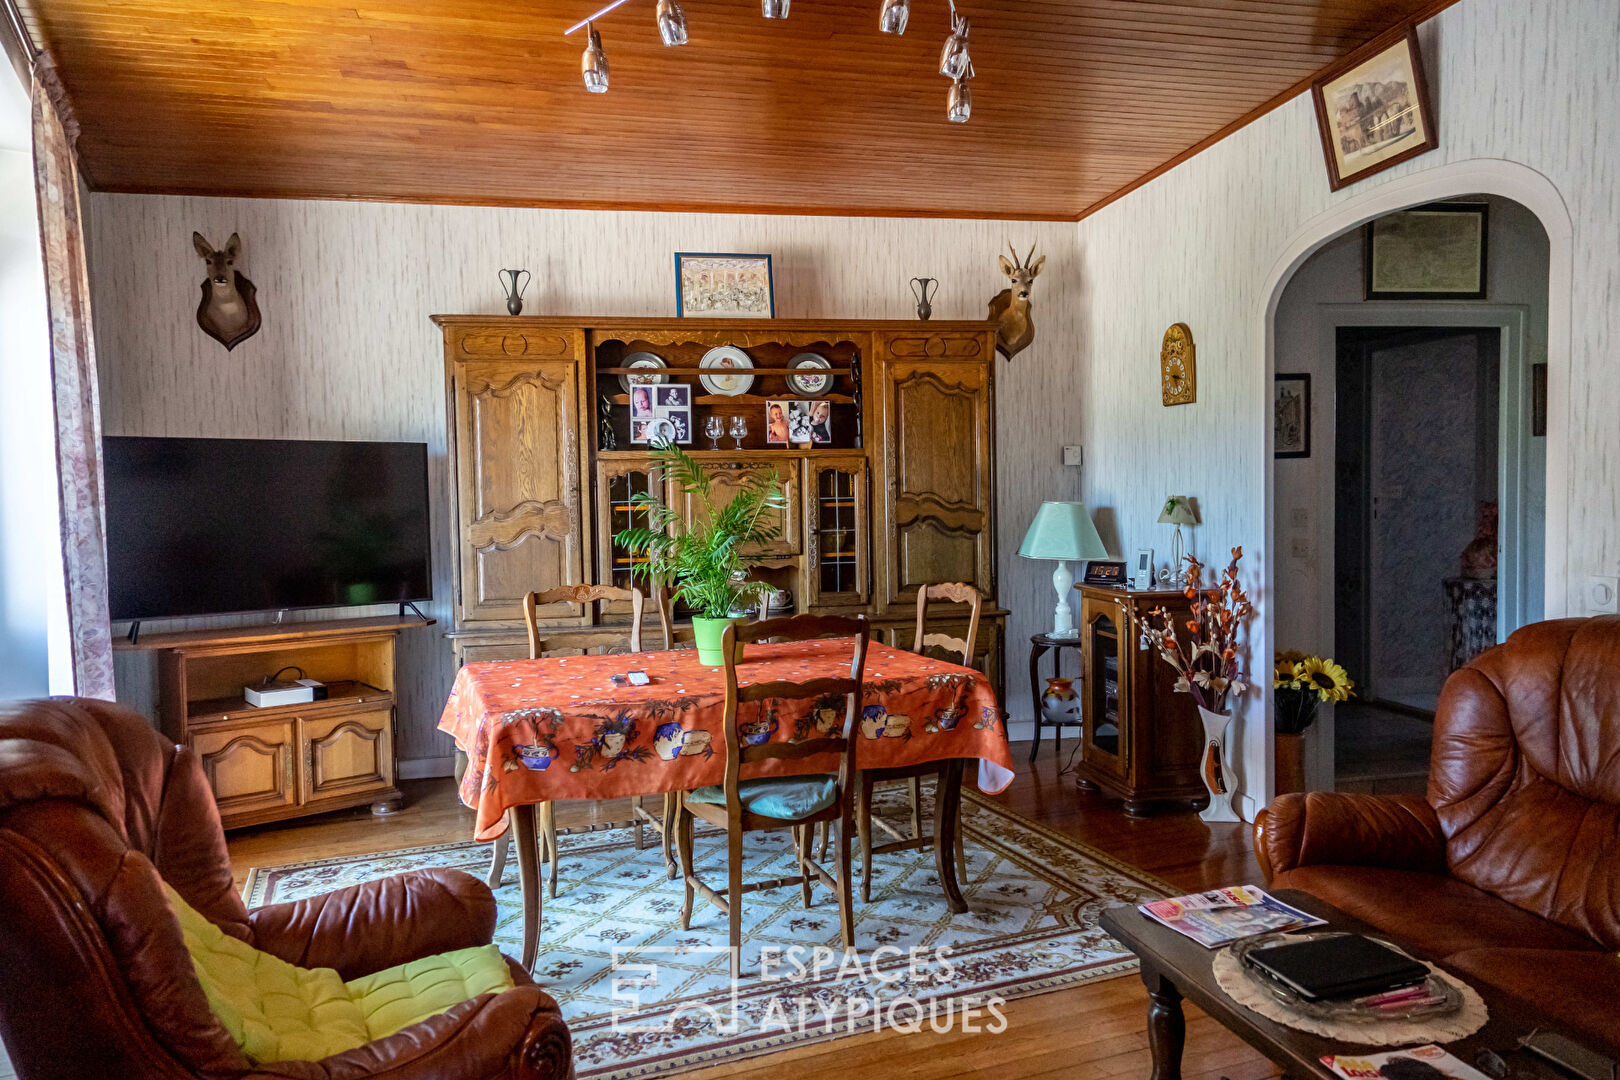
top-left (163, 884), bottom-right (513, 1064)
top-left (688, 774), bottom-right (839, 819)
top-left (346, 946), bottom-right (513, 1041)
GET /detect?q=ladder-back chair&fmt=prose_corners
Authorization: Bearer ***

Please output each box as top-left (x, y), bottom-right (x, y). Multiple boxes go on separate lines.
top-left (485, 583), bottom-right (673, 893)
top-left (856, 582), bottom-right (982, 900)
top-left (675, 614), bottom-right (869, 977)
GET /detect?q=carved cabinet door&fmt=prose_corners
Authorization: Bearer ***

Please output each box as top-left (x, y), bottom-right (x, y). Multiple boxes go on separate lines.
top-left (194, 721), bottom-right (297, 820)
top-left (875, 333), bottom-right (995, 610)
top-left (451, 352), bottom-right (587, 625)
top-left (676, 459), bottom-right (802, 557)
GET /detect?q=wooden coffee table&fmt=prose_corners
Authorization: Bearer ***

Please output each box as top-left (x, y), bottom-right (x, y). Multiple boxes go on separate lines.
top-left (1100, 889), bottom-right (1573, 1080)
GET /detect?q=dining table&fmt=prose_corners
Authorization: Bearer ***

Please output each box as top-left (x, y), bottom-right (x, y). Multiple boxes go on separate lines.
top-left (439, 636), bottom-right (1015, 968)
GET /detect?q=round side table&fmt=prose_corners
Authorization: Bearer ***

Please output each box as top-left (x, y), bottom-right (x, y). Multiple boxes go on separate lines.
top-left (1029, 632), bottom-right (1085, 763)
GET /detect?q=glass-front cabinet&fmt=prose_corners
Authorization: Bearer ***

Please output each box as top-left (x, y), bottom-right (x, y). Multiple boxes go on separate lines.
top-left (594, 459), bottom-right (663, 614)
top-left (804, 456), bottom-right (869, 606)
top-left (1081, 601), bottom-right (1129, 782)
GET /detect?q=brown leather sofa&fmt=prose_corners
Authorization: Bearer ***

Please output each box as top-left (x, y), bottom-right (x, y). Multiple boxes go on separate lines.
top-left (1255, 617), bottom-right (1620, 1051)
top-left (0, 697), bottom-right (573, 1080)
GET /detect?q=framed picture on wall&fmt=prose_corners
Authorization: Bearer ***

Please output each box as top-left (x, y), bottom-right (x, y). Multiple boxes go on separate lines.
top-left (1364, 202), bottom-right (1489, 299)
top-left (674, 252), bottom-right (775, 318)
top-left (1310, 26), bottom-right (1437, 191)
top-left (1274, 374), bottom-right (1311, 459)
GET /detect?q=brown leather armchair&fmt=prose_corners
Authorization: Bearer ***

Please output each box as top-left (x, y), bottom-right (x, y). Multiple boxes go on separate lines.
top-left (1255, 617), bottom-right (1620, 1050)
top-left (0, 697), bottom-right (573, 1080)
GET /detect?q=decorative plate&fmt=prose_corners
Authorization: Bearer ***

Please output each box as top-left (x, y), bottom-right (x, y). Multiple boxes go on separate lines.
top-left (787, 353), bottom-right (833, 396)
top-left (618, 353), bottom-right (669, 393)
top-left (698, 346), bottom-right (755, 396)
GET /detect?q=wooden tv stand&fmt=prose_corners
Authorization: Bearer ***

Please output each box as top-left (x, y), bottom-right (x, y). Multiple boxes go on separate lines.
top-left (116, 615), bottom-right (433, 829)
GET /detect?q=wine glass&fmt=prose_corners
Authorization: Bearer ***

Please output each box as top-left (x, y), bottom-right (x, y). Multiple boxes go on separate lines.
top-left (704, 416), bottom-right (724, 450)
top-left (729, 416), bottom-right (748, 449)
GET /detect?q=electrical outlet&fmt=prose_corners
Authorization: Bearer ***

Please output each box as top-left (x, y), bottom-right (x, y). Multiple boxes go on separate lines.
top-left (1584, 576), bottom-right (1620, 615)
top-left (1290, 507), bottom-right (1309, 528)
top-left (1062, 445), bottom-right (1084, 467)
top-left (1290, 539), bottom-right (1311, 560)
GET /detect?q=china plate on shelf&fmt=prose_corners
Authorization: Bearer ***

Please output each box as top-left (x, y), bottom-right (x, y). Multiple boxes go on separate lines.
top-left (618, 352), bottom-right (669, 393)
top-left (787, 353), bottom-right (833, 396)
top-left (699, 346), bottom-right (755, 396)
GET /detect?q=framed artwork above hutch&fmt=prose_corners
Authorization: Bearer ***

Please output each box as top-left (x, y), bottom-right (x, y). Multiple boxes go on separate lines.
top-left (431, 316), bottom-right (1006, 693)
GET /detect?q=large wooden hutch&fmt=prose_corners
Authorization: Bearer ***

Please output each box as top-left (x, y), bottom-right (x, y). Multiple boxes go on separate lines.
top-left (432, 316), bottom-right (1006, 692)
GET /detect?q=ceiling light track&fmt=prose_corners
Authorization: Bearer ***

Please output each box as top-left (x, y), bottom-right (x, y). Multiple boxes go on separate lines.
top-left (563, 0), bottom-right (974, 122)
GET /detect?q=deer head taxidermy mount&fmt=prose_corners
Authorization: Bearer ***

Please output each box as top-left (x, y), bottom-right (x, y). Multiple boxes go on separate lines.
top-left (987, 242), bottom-right (1044, 360)
top-left (191, 231), bottom-right (262, 351)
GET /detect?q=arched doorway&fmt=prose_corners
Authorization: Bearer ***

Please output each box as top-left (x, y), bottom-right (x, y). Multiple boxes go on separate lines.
top-left (1254, 159), bottom-right (1573, 805)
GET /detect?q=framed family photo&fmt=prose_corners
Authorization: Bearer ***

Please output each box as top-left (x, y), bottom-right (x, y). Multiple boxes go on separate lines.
top-left (1274, 374), bottom-right (1311, 459)
top-left (631, 383), bottom-right (692, 445)
top-left (1364, 202), bottom-right (1488, 299)
top-left (674, 252), bottom-right (775, 318)
top-left (1311, 26), bottom-right (1436, 191)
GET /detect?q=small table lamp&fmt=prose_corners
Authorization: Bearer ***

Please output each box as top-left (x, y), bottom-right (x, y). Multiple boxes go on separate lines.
top-left (1157, 495), bottom-right (1199, 577)
top-left (1019, 501), bottom-right (1110, 638)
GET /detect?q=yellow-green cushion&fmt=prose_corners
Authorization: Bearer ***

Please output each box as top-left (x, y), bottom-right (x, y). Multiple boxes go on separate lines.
top-left (347, 946), bottom-right (513, 1041)
top-left (163, 884), bottom-right (513, 1063)
top-left (688, 774), bottom-right (839, 818)
top-left (164, 883), bottom-right (368, 1063)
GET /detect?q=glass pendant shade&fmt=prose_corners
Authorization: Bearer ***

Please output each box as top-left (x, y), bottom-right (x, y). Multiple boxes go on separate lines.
top-left (947, 73), bottom-right (971, 123)
top-left (939, 14), bottom-right (970, 78)
top-left (581, 24), bottom-right (609, 92)
top-left (762, 0), bottom-right (790, 18)
top-left (656, 0), bottom-right (688, 46)
top-left (879, 0), bottom-right (909, 34)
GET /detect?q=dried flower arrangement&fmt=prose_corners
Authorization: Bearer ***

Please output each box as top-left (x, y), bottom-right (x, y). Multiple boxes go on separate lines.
top-left (1142, 547), bottom-right (1254, 715)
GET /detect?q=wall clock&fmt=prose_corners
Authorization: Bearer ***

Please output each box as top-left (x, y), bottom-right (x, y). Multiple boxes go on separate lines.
top-left (1160, 322), bottom-right (1196, 406)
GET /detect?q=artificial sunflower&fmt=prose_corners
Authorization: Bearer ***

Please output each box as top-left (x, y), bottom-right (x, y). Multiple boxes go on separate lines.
top-left (1274, 652), bottom-right (1303, 689)
top-left (1296, 656), bottom-right (1355, 703)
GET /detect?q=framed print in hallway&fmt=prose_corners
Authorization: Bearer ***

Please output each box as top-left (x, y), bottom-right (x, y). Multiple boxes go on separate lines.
top-left (1311, 26), bottom-right (1436, 191)
top-left (1275, 374), bottom-right (1311, 459)
top-left (674, 252), bottom-right (775, 318)
top-left (1364, 202), bottom-right (1489, 299)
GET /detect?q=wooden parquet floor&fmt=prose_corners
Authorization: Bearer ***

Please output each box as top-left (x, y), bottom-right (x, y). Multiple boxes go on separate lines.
top-left (225, 742), bottom-right (1280, 1080)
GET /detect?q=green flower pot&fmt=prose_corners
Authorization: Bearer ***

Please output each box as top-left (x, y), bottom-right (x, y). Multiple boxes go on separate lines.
top-left (692, 615), bottom-right (744, 666)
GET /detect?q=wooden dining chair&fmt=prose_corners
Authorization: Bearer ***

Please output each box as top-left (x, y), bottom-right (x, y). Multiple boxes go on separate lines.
top-left (675, 614), bottom-right (869, 977)
top-left (485, 582), bottom-right (673, 893)
top-left (856, 582), bottom-right (983, 900)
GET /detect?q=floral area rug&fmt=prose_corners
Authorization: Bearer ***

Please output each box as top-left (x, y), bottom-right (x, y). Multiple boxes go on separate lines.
top-left (242, 783), bottom-right (1170, 1080)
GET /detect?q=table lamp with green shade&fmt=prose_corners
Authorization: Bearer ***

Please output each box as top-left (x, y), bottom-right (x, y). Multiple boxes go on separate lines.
top-left (1018, 501), bottom-right (1110, 638)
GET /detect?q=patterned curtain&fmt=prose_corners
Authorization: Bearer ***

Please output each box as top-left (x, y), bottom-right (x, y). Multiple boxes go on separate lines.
top-left (33, 56), bottom-right (114, 699)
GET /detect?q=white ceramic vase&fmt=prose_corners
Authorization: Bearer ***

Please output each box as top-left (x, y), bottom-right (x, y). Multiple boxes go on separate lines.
top-left (1196, 705), bottom-right (1242, 823)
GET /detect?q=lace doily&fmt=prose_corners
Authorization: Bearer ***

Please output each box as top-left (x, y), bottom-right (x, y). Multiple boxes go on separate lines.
top-left (1211, 948), bottom-right (1489, 1045)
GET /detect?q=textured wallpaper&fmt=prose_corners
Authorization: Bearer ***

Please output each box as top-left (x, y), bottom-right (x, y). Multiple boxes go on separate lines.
top-left (89, 200), bottom-right (1080, 762)
top-left (1071, 0), bottom-right (1618, 813)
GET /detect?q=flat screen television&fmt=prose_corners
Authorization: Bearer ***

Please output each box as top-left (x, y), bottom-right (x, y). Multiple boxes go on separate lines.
top-left (104, 436), bottom-right (432, 621)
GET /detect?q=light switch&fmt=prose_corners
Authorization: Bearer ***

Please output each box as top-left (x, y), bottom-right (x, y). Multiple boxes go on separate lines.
top-left (1290, 507), bottom-right (1309, 528)
top-left (1290, 539), bottom-right (1311, 560)
top-left (1062, 445), bottom-right (1084, 467)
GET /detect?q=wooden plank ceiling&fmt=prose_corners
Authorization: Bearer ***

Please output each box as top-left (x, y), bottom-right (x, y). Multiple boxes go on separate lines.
top-left (22, 0), bottom-right (1450, 220)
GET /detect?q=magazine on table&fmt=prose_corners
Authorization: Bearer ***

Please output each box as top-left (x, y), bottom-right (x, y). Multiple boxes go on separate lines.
top-left (1137, 885), bottom-right (1326, 947)
top-left (1322, 1044), bottom-right (1492, 1080)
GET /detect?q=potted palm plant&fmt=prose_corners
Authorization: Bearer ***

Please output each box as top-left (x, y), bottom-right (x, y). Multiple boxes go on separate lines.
top-left (615, 441), bottom-right (787, 665)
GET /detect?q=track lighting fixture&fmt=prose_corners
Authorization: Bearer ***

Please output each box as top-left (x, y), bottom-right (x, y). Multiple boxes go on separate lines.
top-left (939, 10), bottom-right (970, 79)
top-left (655, 0), bottom-right (688, 44)
top-left (879, 0), bottom-right (909, 34)
top-left (581, 22), bottom-right (609, 93)
top-left (565, 0), bottom-right (978, 122)
top-left (947, 61), bottom-right (972, 122)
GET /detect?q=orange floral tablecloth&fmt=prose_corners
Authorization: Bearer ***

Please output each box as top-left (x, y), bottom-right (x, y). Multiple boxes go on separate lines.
top-left (440, 638), bottom-right (1014, 841)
